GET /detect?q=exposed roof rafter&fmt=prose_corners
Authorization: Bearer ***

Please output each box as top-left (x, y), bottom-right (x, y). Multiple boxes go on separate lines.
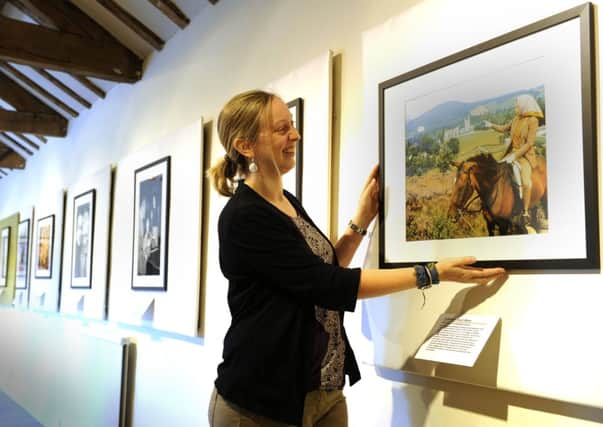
top-left (148, 0), bottom-right (190, 29)
top-left (0, 109), bottom-right (67, 136)
top-left (0, 15), bottom-right (143, 82)
top-left (32, 67), bottom-right (92, 109)
top-left (0, 131), bottom-right (34, 155)
top-left (97, 0), bottom-right (165, 51)
top-left (0, 61), bottom-right (78, 118)
top-left (0, 143), bottom-right (25, 169)
top-left (1, 131), bottom-right (37, 151)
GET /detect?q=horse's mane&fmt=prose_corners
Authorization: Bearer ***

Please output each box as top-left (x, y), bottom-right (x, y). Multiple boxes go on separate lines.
top-left (466, 153), bottom-right (505, 183)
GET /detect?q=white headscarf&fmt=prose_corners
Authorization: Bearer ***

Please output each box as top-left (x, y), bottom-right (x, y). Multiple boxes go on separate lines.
top-left (516, 94), bottom-right (544, 118)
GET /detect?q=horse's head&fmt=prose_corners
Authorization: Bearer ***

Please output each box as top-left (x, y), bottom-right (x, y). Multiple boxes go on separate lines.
top-left (448, 159), bottom-right (477, 220)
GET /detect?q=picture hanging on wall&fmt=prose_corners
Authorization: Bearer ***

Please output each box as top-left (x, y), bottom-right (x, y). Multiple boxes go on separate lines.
top-left (379, 3), bottom-right (598, 269)
top-left (15, 219), bottom-right (30, 289)
top-left (35, 215), bottom-right (55, 278)
top-left (131, 156), bottom-right (170, 290)
top-left (0, 226), bottom-right (10, 287)
top-left (283, 97), bottom-right (304, 202)
top-left (71, 189), bottom-right (96, 289)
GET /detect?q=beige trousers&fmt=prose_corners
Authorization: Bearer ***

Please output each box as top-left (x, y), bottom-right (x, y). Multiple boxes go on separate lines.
top-left (208, 387), bottom-right (348, 427)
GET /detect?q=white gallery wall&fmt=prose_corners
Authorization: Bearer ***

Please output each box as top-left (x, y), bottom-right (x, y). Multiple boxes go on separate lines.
top-left (0, 0), bottom-right (602, 426)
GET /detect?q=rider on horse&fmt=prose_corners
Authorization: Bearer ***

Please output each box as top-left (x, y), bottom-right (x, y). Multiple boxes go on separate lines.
top-left (484, 94), bottom-right (544, 226)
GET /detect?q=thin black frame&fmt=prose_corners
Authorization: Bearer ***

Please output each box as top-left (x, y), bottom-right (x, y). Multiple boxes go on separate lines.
top-left (379, 3), bottom-right (598, 270)
top-left (131, 156), bottom-right (171, 291)
top-left (15, 219), bottom-right (30, 290)
top-left (34, 214), bottom-right (55, 279)
top-left (287, 98), bottom-right (304, 202)
top-left (0, 226), bottom-right (10, 287)
top-left (70, 189), bottom-right (96, 289)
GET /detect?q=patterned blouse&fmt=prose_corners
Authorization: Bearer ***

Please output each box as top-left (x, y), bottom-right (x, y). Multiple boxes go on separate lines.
top-left (290, 215), bottom-right (346, 390)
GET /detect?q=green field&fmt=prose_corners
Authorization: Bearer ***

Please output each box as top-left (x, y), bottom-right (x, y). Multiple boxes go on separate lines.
top-left (456, 130), bottom-right (547, 160)
top-left (456, 130), bottom-right (506, 159)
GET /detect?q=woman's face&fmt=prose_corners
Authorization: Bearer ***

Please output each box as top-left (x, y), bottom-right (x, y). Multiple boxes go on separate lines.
top-left (254, 97), bottom-right (301, 176)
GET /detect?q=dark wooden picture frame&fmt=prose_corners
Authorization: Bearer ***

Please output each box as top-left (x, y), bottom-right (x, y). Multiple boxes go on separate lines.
top-left (71, 189), bottom-right (96, 289)
top-left (286, 97), bottom-right (304, 202)
top-left (379, 3), bottom-right (598, 270)
top-left (131, 156), bottom-right (171, 291)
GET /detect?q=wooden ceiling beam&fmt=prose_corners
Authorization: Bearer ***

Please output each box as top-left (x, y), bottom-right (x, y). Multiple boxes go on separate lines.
top-left (0, 16), bottom-right (142, 83)
top-left (148, 0), bottom-right (190, 29)
top-left (33, 134), bottom-right (46, 144)
top-left (0, 71), bottom-right (56, 113)
top-left (0, 109), bottom-right (67, 136)
top-left (32, 67), bottom-right (92, 109)
top-left (1, 131), bottom-right (37, 151)
top-left (0, 62), bottom-right (78, 118)
top-left (71, 74), bottom-right (106, 99)
top-left (8, 0), bottom-right (123, 43)
top-left (13, 132), bottom-right (38, 150)
top-left (97, 0), bottom-right (165, 51)
top-left (0, 144), bottom-right (25, 169)
top-left (0, 131), bottom-right (34, 155)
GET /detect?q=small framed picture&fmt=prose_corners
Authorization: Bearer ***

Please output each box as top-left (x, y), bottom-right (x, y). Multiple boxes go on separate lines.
top-left (0, 226), bottom-right (10, 287)
top-left (71, 189), bottom-right (96, 288)
top-left (15, 219), bottom-right (30, 289)
top-left (131, 156), bottom-right (170, 290)
top-left (35, 215), bottom-right (55, 279)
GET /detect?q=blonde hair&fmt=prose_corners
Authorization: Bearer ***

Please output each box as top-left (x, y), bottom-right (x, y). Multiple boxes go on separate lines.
top-left (207, 90), bottom-right (275, 197)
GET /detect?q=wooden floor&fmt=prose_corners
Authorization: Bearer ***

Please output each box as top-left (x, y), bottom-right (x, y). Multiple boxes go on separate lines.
top-left (0, 390), bottom-right (42, 427)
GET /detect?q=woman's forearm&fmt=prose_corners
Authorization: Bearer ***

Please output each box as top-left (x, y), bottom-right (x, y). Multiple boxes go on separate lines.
top-left (334, 228), bottom-right (364, 268)
top-left (357, 268), bottom-right (417, 299)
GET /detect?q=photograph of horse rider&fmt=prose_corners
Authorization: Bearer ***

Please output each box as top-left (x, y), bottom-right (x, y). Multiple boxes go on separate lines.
top-left (483, 94), bottom-right (544, 227)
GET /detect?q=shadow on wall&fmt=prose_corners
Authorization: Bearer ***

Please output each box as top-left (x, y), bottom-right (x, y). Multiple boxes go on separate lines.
top-left (363, 274), bottom-right (603, 425)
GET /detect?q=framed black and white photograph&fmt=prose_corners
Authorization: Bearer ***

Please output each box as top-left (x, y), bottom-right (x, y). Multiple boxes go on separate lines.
top-left (284, 97), bottom-right (304, 201)
top-left (35, 215), bottom-right (55, 279)
top-left (15, 219), bottom-right (30, 290)
top-left (379, 3), bottom-right (597, 270)
top-left (71, 190), bottom-right (96, 288)
top-left (131, 156), bottom-right (170, 290)
top-left (0, 226), bottom-right (10, 287)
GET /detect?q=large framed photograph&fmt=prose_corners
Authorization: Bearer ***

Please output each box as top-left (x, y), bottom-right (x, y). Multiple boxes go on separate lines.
top-left (379, 4), bottom-right (598, 269)
top-left (71, 189), bottom-right (96, 288)
top-left (131, 156), bottom-right (170, 290)
top-left (35, 215), bottom-right (55, 278)
top-left (284, 97), bottom-right (304, 201)
top-left (15, 219), bottom-right (30, 289)
top-left (0, 226), bottom-right (10, 287)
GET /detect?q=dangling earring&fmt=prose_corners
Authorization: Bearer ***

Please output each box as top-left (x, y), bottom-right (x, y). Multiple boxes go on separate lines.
top-left (248, 158), bottom-right (258, 173)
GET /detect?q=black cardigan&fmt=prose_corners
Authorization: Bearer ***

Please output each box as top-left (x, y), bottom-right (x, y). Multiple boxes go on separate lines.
top-left (214, 183), bottom-right (362, 425)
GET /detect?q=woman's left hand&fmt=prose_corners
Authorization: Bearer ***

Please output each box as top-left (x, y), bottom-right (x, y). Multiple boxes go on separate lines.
top-left (352, 164), bottom-right (380, 229)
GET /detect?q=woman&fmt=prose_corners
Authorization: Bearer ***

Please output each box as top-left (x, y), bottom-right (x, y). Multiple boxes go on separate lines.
top-left (484, 94), bottom-right (544, 225)
top-left (207, 90), bottom-right (505, 427)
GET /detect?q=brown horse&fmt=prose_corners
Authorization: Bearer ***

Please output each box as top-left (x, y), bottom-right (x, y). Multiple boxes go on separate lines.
top-left (448, 153), bottom-right (547, 236)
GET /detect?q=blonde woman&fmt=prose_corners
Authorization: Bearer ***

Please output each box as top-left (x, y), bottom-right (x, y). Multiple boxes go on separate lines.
top-left (207, 90), bottom-right (505, 427)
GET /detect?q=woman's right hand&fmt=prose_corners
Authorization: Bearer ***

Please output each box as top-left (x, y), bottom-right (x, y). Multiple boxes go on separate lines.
top-left (436, 257), bottom-right (505, 284)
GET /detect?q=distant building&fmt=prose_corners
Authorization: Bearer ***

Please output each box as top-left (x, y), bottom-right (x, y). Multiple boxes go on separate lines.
top-left (443, 126), bottom-right (460, 142)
